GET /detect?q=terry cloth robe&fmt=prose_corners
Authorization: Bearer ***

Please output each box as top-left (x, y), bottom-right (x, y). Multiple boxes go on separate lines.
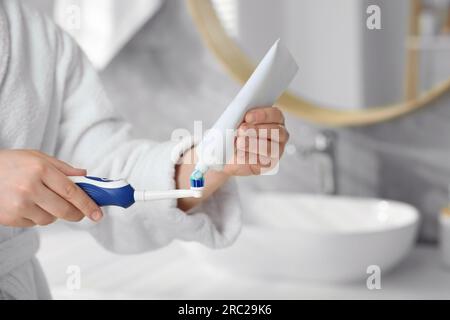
top-left (0, 0), bottom-right (242, 299)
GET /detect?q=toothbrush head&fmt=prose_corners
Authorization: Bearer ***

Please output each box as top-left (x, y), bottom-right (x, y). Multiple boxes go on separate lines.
top-left (190, 170), bottom-right (205, 190)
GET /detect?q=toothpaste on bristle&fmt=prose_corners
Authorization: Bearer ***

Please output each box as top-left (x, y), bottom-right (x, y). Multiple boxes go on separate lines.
top-left (190, 170), bottom-right (205, 189)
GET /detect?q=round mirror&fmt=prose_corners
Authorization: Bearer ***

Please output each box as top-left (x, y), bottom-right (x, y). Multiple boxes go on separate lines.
top-left (187, 0), bottom-right (450, 126)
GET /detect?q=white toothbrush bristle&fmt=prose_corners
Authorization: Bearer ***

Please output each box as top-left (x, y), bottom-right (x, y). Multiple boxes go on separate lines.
top-left (190, 189), bottom-right (203, 198)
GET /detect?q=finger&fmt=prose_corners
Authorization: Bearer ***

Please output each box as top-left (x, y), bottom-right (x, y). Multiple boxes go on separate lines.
top-left (12, 218), bottom-right (36, 228)
top-left (30, 151), bottom-right (87, 176)
top-left (236, 136), bottom-right (286, 160)
top-left (238, 123), bottom-right (289, 143)
top-left (18, 218), bottom-right (36, 227)
top-left (236, 136), bottom-right (284, 158)
top-left (23, 204), bottom-right (57, 226)
top-left (41, 167), bottom-right (102, 221)
top-left (244, 107), bottom-right (285, 125)
top-left (50, 160), bottom-right (86, 176)
top-left (34, 185), bottom-right (85, 222)
top-left (234, 151), bottom-right (274, 173)
top-left (0, 214), bottom-right (36, 227)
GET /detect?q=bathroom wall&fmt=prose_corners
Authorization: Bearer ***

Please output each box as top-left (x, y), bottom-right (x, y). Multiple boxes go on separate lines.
top-left (236, 0), bottom-right (365, 109)
top-left (28, 0), bottom-right (450, 243)
top-left (361, 0), bottom-right (409, 107)
top-left (226, 0), bottom-right (408, 109)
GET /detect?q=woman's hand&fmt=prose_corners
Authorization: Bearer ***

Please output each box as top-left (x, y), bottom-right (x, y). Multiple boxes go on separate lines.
top-left (224, 106), bottom-right (289, 176)
top-left (0, 150), bottom-right (102, 227)
top-left (176, 106), bottom-right (289, 212)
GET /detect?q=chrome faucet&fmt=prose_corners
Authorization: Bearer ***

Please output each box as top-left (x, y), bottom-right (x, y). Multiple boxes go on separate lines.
top-left (297, 130), bottom-right (337, 195)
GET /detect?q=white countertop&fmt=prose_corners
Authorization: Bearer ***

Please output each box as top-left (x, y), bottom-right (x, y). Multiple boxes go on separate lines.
top-left (37, 224), bottom-right (450, 300)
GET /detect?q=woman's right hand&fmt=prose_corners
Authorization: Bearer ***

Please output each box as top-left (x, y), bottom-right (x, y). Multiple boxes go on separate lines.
top-left (0, 150), bottom-right (103, 227)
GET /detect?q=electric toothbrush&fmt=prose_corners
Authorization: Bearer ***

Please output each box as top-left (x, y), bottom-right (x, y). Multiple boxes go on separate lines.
top-left (190, 39), bottom-right (299, 189)
top-left (70, 176), bottom-right (202, 208)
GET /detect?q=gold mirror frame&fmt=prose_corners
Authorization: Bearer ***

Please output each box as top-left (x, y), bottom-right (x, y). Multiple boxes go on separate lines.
top-left (187, 0), bottom-right (450, 127)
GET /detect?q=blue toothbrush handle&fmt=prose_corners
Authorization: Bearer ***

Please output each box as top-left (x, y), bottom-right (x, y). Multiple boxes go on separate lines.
top-left (69, 176), bottom-right (136, 208)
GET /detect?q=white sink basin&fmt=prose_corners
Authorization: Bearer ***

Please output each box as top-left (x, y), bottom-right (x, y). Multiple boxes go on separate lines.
top-left (188, 193), bottom-right (420, 283)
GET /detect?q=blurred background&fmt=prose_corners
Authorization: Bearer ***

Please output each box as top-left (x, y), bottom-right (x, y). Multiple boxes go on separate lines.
top-left (25, 0), bottom-right (450, 299)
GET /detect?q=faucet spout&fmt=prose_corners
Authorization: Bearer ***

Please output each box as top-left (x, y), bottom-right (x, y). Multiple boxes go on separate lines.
top-left (297, 130), bottom-right (338, 195)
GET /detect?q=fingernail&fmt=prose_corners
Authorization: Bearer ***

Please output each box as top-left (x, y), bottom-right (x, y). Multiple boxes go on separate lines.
top-left (90, 210), bottom-right (103, 222)
top-left (246, 113), bottom-right (255, 123)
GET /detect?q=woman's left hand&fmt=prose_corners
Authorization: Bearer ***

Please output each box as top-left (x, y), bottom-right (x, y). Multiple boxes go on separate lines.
top-left (224, 106), bottom-right (290, 177)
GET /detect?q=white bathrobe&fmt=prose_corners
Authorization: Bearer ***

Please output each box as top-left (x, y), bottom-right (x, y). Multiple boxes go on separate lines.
top-left (0, 0), bottom-right (241, 299)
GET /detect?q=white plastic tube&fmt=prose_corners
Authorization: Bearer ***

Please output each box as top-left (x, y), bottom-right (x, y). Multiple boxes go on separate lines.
top-left (194, 39), bottom-right (299, 174)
